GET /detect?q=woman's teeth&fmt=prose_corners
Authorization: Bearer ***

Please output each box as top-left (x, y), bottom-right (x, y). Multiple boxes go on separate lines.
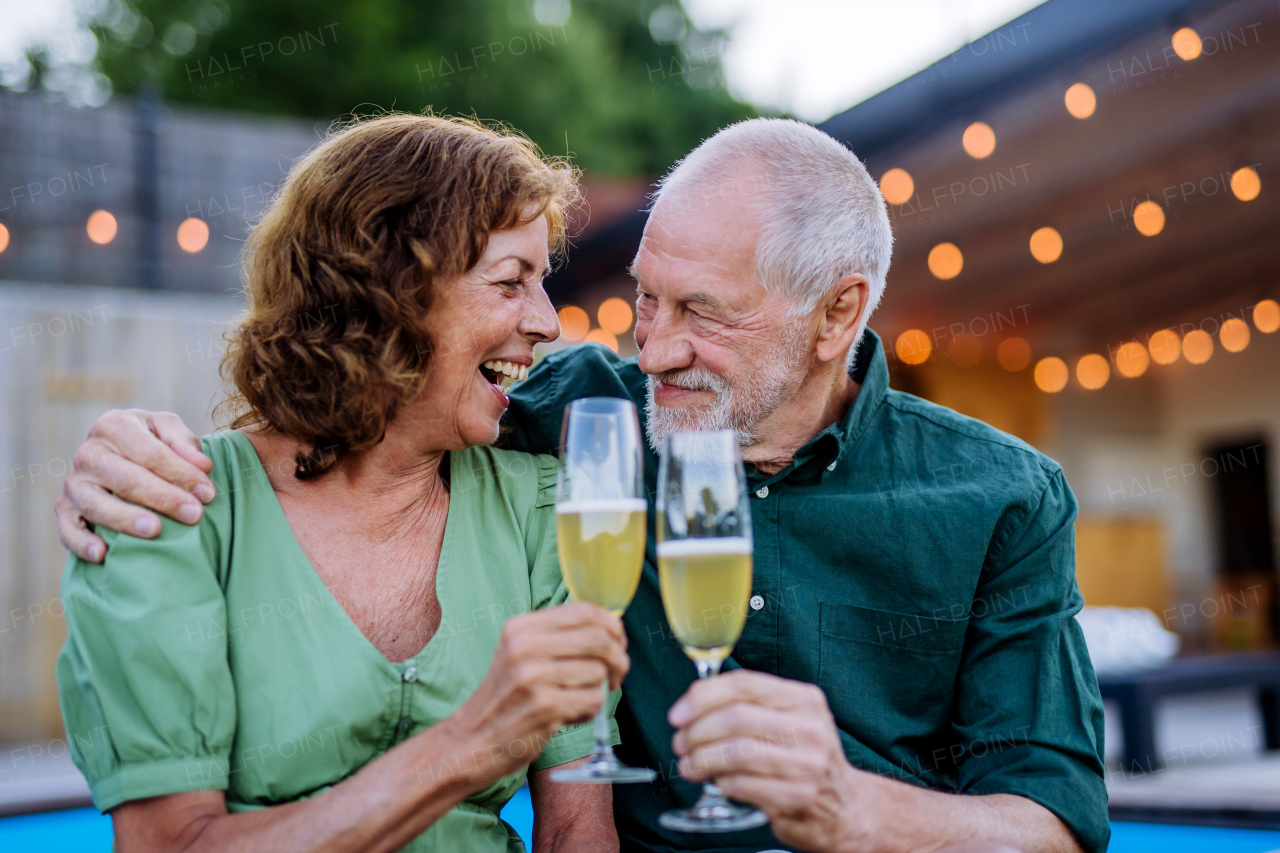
top-left (483, 360), bottom-right (529, 391)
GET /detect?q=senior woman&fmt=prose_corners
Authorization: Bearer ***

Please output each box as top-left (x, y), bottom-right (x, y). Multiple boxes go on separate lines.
top-left (56, 115), bottom-right (628, 852)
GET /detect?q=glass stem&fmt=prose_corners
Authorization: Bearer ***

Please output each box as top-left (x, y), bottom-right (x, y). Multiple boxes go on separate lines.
top-left (593, 678), bottom-right (612, 750)
top-left (694, 657), bottom-right (727, 802)
top-left (695, 658), bottom-right (722, 680)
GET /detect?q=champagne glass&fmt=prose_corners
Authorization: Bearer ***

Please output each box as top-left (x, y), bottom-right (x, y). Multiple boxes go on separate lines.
top-left (656, 429), bottom-right (768, 832)
top-left (550, 397), bottom-right (657, 784)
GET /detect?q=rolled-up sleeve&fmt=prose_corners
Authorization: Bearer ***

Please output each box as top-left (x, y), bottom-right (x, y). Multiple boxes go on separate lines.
top-left (951, 467), bottom-right (1109, 853)
top-left (56, 510), bottom-right (236, 813)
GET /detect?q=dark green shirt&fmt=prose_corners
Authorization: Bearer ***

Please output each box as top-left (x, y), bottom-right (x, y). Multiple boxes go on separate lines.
top-left (505, 330), bottom-right (1108, 853)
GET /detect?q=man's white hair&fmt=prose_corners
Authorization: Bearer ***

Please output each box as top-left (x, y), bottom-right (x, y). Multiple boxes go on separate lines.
top-left (651, 118), bottom-right (894, 366)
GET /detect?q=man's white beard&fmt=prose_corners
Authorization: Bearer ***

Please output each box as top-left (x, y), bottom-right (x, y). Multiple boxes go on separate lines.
top-left (644, 321), bottom-right (810, 454)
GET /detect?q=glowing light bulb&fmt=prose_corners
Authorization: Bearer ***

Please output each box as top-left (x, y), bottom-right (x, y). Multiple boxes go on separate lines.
top-left (928, 243), bottom-right (963, 280)
top-left (879, 168), bottom-right (914, 206)
top-left (895, 330), bottom-right (932, 365)
top-left (558, 306), bottom-right (589, 341)
top-left (1034, 357), bottom-right (1068, 393)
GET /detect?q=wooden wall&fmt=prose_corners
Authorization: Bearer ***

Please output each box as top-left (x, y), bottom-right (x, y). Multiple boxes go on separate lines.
top-left (0, 282), bottom-right (239, 742)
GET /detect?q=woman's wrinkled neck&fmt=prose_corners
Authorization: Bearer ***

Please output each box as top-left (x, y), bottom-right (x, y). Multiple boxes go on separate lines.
top-left (241, 407), bottom-right (451, 520)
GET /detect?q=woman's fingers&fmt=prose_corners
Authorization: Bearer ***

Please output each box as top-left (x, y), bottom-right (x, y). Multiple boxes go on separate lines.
top-left (553, 686), bottom-right (609, 727)
top-left (501, 604), bottom-right (629, 688)
top-left (523, 600), bottom-right (626, 645)
top-left (540, 625), bottom-right (630, 687)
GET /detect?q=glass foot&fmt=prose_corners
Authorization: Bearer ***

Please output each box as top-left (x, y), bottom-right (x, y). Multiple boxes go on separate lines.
top-left (659, 796), bottom-right (768, 833)
top-left (550, 746), bottom-right (656, 784)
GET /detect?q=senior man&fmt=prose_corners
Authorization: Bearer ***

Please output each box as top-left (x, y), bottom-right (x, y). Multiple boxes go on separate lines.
top-left (56, 118), bottom-right (1106, 853)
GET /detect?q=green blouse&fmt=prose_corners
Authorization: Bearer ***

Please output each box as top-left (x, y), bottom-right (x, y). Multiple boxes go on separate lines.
top-left (57, 429), bottom-right (619, 852)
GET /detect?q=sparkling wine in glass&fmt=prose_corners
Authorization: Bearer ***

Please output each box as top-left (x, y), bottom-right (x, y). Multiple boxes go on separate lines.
top-left (656, 429), bottom-right (768, 832)
top-left (550, 397), bottom-right (657, 784)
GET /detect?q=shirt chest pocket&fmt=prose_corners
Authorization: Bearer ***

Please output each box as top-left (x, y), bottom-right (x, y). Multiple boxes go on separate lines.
top-left (817, 602), bottom-right (968, 754)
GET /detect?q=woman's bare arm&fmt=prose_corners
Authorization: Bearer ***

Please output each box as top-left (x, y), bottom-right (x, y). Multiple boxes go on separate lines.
top-left (113, 721), bottom-right (484, 853)
top-left (111, 602), bottom-right (629, 853)
top-left (528, 758), bottom-right (618, 853)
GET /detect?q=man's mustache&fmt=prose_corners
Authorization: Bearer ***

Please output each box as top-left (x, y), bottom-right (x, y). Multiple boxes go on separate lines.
top-left (650, 367), bottom-right (729, 394)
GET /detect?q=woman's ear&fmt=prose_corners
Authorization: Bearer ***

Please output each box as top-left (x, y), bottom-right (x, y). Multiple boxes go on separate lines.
top-left (814, 276), bottom-right (868, 365)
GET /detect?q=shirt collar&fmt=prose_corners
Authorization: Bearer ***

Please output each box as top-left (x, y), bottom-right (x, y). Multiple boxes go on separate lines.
top-left (747, 328), bottom-right (889, 487)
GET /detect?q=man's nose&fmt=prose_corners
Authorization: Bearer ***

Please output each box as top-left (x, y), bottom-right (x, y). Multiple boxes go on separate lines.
top-left (637, 311), bottom-right (693, 376)
top-left (520, 285), bottom-right (560, 343)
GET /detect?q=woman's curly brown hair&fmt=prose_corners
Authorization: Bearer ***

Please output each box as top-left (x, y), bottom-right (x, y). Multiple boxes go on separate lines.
top-left (217, 113), bottom-right (580, 478)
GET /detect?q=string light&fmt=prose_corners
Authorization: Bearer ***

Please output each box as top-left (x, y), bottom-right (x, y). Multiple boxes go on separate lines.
top-left (177, 218), bottom-right (209, 253)
top-left (584, 328), bottom-right (618, 352)
top-left (1148, 329), bottom-right (1181, 364)
top-left (1254, 300), bottom-right (1279, 334)
top-left (928, 243), bottom-right (963, 279)
top-left (1220, 317), bottom-right (1250, 352)
top-left (895, 330), bottom-right (932, 365)
top-left (1076, 354), bottom-right (1110, 389)
top-left (1064, 83), bottom-right (1096, 119)
top-left (1172, 27), bottom-right (1202, 60)
top-left (86, 210), bottom-right (117, 244)
top-left (557, 306), bottom-right (589, 341)
top-left (1029, 227), bottom-right (1063, 263)
top-left (1114, 342), bottom-right (1150, 378)
top-left (1034, 357), bottom-right (1068, 393)
top-left (1231, 167), bottom-right (1261, 202)
top-left (597, 297), bottom-right (634, 335)
top-left (879, 168), bottom-right (914, 205)
top-left (1133, 201), bottom-right (1165, 236)
top-left (1183, 329), bottom-right (1213, 364)
top-left (997, 337), bottom-right (1031, 371)
top-left (962, 122), bottom-right (996, 159)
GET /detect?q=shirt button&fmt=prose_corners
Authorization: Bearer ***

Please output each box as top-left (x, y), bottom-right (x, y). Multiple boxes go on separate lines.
top-left (827, 461), bottom-right (838, 472)
top-left (755, 486), bottom-right (770, 499)
top-left (403, 666), bottom-right (418, 683)
top-left (749, 594), bottom-right (765, 611)
top-left (397, 716), bottom-right (413, 732)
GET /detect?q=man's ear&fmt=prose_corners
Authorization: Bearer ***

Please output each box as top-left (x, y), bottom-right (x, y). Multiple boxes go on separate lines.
top-left (814, 275), bottom-right (868, 365)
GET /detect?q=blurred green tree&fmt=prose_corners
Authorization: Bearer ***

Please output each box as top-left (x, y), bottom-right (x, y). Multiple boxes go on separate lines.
top-left (80, 0), bottom-right (757, 175)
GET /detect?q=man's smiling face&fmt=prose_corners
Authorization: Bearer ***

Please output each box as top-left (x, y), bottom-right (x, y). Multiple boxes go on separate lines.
top-left (631, 178), bottom-right (813, 452)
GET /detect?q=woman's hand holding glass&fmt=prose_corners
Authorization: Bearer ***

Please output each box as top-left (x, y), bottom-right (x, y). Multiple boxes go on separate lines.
top-left (551, 397), bottom-right (657, 783)
top-left (445, 600), bottom-right (630, 784)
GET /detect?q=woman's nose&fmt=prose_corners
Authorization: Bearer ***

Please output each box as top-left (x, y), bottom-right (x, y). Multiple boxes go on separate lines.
top-left (519, 286), bottom-right (560, 343)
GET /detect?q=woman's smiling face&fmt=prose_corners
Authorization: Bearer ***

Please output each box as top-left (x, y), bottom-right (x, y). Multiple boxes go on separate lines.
top-left (418, 212), bottom-right (559, 449)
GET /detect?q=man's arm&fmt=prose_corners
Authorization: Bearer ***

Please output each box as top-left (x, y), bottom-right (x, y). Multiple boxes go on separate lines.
top-left (503, 343), bottom-right (638, 456)
top-left (56, 409), bottom-right (216, 561)
top-left (528, 758), bottom-right (618, 852)
top-left (57, 346), bottom-right (634, 562)
top-left (667, 670), bottom-right (1082, 853)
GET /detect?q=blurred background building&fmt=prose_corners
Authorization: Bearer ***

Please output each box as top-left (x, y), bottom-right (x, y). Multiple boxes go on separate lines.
top-left (1, 0), bottom-right (1279, 842)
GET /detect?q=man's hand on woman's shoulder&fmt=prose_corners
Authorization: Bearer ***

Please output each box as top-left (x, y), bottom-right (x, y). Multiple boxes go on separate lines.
top-left (56, 408), bottom-right (214, 563)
